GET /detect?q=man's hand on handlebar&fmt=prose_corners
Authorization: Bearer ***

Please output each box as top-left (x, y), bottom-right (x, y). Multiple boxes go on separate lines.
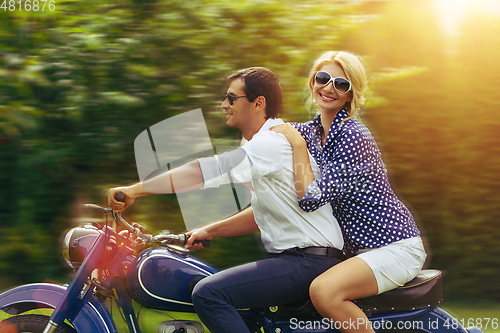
top-left (107, 187), bottom-right (211, 249)
top-left (108, 187), bottom-right (135, 212)
top-left (185, 227), bottom-right (212, 250)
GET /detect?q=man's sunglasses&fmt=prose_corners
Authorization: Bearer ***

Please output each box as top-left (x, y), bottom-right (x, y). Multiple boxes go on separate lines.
top-left (224, 94), bottom-right (248, 105)
top-left (314, 71), bottom-right (351, 93)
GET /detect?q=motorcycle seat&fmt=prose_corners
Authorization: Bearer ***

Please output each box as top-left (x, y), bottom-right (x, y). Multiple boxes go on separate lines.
top-left (262, 269), bottom-right (444, 317)
top-left (353, 269), bottom-right (444, 314)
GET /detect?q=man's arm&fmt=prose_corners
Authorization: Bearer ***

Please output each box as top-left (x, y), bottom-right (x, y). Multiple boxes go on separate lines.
top-left (185, 207), bottom-right (258, 249)
top-left (108, 160), bottom-right (204, 212)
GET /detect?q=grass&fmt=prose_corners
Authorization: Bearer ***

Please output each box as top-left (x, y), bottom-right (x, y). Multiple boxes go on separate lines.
top-left (439, 302), bottom-right (500, 333)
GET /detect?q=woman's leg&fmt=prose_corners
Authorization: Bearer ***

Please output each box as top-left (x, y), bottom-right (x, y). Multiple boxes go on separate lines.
top-left (309, 257), bottom-right (378, 333)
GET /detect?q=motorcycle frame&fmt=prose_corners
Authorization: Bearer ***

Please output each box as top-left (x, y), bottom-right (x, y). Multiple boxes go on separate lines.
top-left (0, 223), bottom-right (481, 333)
top-left (0, 281), bottom-right (475, 333)
top-left (259, 307), bottom-right (471, 333)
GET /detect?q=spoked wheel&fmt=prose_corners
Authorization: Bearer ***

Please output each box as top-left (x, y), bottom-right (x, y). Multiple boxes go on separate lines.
top-left (0, 314), bottom-right (76, 333)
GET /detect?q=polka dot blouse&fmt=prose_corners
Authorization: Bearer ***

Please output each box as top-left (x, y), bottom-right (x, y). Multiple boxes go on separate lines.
top-left (292, 109), bottom-right (420, 251)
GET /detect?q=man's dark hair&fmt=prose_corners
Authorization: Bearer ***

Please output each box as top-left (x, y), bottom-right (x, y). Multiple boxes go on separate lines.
top-left (227, 67), bottom-right (282, 119)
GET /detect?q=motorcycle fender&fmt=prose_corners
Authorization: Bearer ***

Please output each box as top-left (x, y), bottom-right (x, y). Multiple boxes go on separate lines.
top-left (0, 283), bottom-right (118, 333)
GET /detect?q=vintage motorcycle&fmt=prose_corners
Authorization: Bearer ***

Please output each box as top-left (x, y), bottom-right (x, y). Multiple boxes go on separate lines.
top-left (0, 192), bottom-right (482, 333)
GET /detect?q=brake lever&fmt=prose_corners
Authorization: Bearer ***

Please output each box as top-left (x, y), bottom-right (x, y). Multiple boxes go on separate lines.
top-left (113, 212), bottom-right (153, 243)
top-left (85, 204), bottom-right (113, 214)
top-left (113, 211), bottom-right (134, 232)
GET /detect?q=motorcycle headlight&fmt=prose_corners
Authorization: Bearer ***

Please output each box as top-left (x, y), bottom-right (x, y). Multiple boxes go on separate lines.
top-left (62, 225), bottom-right (100, 270)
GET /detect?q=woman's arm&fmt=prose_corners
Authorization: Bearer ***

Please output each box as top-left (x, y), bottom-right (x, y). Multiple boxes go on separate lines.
top-left (271, 123), bottom-right (314, 199)
top-left (273, 122), bottom-right (376, 212)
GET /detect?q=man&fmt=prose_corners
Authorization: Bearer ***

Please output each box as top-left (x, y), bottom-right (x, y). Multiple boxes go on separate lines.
top-left (108, 67), bottom-right (344, 333)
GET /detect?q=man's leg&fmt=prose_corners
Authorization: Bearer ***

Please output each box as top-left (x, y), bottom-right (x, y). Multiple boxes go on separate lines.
top-left (191, 248), bottom-right (340, 333)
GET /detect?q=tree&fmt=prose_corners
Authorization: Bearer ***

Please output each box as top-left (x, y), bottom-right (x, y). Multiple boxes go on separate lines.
top-left (0, 0), bottom-right (363, 287)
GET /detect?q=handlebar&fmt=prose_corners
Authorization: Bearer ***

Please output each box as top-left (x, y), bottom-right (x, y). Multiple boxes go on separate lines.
top-left (190, 238), bottom-right (211, 248)
top-left (112, 191), bottom-right (210, 248)
top-left (153, 233), bottom-right (211, 248)
top-left (115, 191), bottom-right (126, 203)
top-left (113, 191), bottom-right (146, 237)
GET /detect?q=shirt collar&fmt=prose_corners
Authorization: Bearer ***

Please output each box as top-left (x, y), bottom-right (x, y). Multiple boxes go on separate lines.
top-left (255, 117), bottom-right (284, 135)
top-left (311, 108), bottom-right (349, 134)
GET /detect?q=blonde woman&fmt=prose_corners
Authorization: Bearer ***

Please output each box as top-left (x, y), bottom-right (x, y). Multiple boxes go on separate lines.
top-left (271, 51), bottom-right (426, 333)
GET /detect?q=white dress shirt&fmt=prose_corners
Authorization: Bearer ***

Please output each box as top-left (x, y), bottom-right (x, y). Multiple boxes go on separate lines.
top-left (197, 118), bottom-right (344, 253)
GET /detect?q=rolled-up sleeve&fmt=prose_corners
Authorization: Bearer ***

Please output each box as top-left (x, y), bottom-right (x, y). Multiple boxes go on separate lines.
top-left (197, 148), bottom-right (252, 189)
top-left (197, 155), bottom-right (225, 188)
top-left (299, 181), bottom-right (322, 211)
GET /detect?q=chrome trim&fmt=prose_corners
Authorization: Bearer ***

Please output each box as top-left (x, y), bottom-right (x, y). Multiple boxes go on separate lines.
top-left (129, 314), bottom-right (138, 333)
top-left (88, 302), bottom-right (112, 333)
top-left (62, 228), bottom-right (77, 269)
top-left (42, 320), bottom-right (59, 333)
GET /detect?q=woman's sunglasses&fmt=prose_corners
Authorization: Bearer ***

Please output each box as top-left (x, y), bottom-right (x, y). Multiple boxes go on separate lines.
top-left (314, 71), bottom-right (351, 93)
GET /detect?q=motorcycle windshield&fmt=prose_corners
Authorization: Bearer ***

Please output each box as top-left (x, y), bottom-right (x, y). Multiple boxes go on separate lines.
top-left (134, 108), bottom-right (251, 230)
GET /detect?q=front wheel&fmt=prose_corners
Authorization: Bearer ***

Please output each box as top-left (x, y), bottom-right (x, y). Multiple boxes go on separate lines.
top-left (0, 314), bottom-right (76, 333)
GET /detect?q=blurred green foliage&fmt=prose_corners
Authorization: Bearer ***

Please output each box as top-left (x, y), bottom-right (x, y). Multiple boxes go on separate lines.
top-left (0, 0), bottom-right (499, 304)
top-left (344, 1), bottom-right (500, 302)
top-left (0, 0), bottom-right (362, 288)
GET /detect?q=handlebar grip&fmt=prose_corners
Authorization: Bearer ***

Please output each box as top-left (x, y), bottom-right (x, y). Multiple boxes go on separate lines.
top-left (184, 234), bottom-right (211, 248)
top-left (193, 239), bottom-right (211, 248)
top-left (115, 191), bottom-right (126, 203)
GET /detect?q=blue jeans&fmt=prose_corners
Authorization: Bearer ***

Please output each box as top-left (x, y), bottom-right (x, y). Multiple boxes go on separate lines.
top-left (191, 247), bottom-right (341, 333)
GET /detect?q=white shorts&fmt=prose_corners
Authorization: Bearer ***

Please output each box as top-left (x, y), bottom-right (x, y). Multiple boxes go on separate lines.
top-left (355, 236), bottom-right (427, 294)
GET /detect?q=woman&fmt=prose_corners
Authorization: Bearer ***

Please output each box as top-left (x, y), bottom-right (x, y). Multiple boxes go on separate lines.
top-left (271, 51), bottom-right (426, 333)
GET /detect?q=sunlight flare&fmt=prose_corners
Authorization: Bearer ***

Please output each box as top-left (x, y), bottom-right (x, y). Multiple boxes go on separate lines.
top-left (434, 0), bottom-right (500, 36)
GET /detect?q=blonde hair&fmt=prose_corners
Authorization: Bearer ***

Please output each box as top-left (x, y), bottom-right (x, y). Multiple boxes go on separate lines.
top-left (306, 51), bottom-right (368, 123)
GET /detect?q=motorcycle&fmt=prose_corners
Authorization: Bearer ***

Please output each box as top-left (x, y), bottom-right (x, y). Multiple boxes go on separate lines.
top-left (0, 192), bottom-right (483, 333)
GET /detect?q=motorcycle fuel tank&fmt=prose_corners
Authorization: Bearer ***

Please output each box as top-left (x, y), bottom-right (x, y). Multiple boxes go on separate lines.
top-left (126, 247), bottom-right (218, 312)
